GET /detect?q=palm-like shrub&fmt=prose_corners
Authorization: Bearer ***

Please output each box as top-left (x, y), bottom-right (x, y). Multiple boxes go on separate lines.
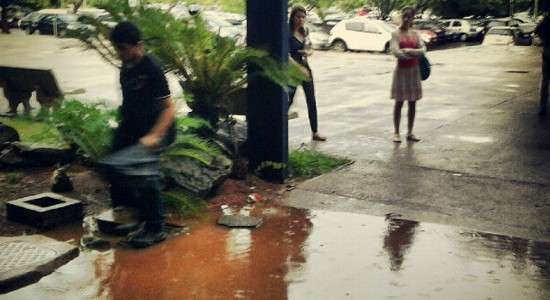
top-left (75, 0), bottom-right (304, 125)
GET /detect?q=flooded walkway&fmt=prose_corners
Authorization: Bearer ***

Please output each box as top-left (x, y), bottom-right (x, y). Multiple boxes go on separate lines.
top-left (5, 206), bottom-right (549, 299)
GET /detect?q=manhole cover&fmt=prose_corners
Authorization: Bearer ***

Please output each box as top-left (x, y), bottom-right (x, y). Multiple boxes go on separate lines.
top-left (0, 241), bottom-right (57, 273)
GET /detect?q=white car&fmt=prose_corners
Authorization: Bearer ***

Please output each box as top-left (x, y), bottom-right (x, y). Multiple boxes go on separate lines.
top-left (329, 18), bottom-right (395, 53)
top-left (440, 19), bottom-right (483, 41)
top-left (308, 24), bottom-right (330, 50)
top-left (482, 26), bottom-right (515, 46)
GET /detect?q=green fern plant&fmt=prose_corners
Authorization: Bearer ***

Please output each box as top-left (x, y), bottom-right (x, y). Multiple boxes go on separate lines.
top-left (40, 100), bottom-right (117, 162)
top-left (75, 0), bottom-right (306, 125)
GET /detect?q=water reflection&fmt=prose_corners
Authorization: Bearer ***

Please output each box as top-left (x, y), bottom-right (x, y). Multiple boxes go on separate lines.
top-left (226, 206), bottom-right (253, 262)
top-left (99, 206), bottom-right (312, 299)
top-left (383, 217), bottom-right (419, 271)
top-left (7, 208), bottom-right (550, 300)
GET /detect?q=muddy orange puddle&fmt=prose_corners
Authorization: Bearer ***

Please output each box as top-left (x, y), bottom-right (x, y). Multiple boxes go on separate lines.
top-left (5, 206), bottom-right (550, 300)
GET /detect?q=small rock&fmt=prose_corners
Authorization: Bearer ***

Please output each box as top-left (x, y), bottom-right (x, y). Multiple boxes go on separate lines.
top-left (51, 165), bottom-right (74, 193)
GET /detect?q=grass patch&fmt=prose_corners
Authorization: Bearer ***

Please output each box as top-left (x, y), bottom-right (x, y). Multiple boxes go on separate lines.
top-left (289, 149), bottom-right (351, 178)
top-left (0, 117), bottom-right (66, 147)
top-left (162, 189), bottom-right (208, 217)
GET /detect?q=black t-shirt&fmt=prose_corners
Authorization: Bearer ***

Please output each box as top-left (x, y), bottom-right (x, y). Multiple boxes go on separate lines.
top-left (118, 54), bottom-right (176, 145)
top-left (289, 29), bottom-right (311, 67)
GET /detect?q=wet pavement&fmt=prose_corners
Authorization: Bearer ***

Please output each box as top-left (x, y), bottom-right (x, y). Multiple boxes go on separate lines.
top-left (3, 205), bottom-right (550, 299)
top-left (1, 30), bottom-right (550, 298)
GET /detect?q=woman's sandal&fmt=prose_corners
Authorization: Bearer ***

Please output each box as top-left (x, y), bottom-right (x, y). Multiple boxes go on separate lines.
top-left (312, 133), bottom-right (327, 141)
top-left (406, 134), bottom-right (421, 142)
top-left (393, 134), bottom-right (402, 143)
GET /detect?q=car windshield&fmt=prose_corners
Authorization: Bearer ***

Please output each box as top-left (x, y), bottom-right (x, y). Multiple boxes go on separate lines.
top-left (488, 29), bottom-right (512, 36)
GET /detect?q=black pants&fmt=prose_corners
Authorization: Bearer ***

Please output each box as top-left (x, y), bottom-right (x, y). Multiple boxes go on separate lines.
top-left (541, 48), bottom-right (550, 112)
top-left (108, 130), bottom-right (168, 232)
top-left (289, 73), bottom-right (318, 133)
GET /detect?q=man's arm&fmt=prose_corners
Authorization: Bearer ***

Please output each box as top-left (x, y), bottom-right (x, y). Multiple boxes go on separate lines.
top-left (140, 97), bottom-right (176, 148)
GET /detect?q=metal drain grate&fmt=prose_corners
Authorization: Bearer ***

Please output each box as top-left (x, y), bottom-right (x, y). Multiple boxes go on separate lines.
top-left (0, 241), bottom-right (57, 273)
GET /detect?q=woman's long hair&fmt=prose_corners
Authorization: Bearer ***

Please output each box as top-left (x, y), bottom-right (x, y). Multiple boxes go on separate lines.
top-left (289, 6), bottom-right (307, 36)
top-left (399, 7), bottom-right (415, 30)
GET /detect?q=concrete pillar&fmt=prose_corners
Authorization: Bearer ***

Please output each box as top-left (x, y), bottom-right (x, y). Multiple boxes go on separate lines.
top-left (246, 0), bottom-right (289, 182)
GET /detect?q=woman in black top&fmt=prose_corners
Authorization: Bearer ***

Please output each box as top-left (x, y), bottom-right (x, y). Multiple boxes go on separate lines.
top-left (289, 6), bottom-right (326, 141)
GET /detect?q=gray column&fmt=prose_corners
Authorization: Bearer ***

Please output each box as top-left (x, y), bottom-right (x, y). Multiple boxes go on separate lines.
top-left (246, 0), bottom-right (289, 182)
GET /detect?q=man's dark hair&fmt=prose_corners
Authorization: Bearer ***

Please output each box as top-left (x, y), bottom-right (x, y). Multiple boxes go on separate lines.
top-left (110, 21), bottom-right (141, 45)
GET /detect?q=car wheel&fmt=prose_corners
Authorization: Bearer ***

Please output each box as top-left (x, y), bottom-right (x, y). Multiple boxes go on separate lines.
top-left (331, 40), bottom-right (347, 52)
top-left (459, 33), bottom-right (467, 42)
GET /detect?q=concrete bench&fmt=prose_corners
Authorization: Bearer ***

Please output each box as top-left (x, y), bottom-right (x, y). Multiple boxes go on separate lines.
top-left (0, 66), bottom-right (63, 115)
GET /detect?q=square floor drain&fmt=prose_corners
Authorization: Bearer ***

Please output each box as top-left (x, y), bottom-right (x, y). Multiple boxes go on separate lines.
top-left (6, 193), bottom-right (83, 228)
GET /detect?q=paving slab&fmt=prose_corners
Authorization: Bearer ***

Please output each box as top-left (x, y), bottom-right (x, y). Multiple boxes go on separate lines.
top-left (0, 235), bottom-right (79, 294)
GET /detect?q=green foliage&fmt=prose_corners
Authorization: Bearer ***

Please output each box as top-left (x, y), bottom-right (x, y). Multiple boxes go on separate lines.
top-left (164, 133), bottom-right (223, 167)
top-left (288, 149), bottom-right (351, 178)
top-left (175, 115), bottom-right (214, 136)
top-left (5, 172), bottom-right (23, 185)
top-left (338, 0), bottom-right (368, 13)
top-left (290, 0), bottom-right (333, 19)
top-left (0, 116), bottom-right (66, 147)
top-left (35, 98), bottom-right (220, 168)
top-left (162, 189), bottom-right (207, 217)
top-left (39, 100), bottom-right (116, 161)
top-left (76, 0), bottom-right (305, 125)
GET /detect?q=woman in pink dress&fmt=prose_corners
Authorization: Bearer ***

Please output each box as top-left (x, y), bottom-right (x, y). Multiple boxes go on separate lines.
top-left (390, 7), bottom-right (426, 143)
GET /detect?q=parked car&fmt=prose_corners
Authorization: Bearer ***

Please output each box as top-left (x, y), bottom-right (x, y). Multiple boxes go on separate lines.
top-left (18, 11), bottom-right (43, 33)
top-left (418, 29), bottom-right (438, 47)
top-left (307, 23), bottom-right (330, 50)
top-left (21, 9), bottom-right (68, 34)
top-left (203, 13), bottom-right (245, 44)
top-left (487, 17), bottom-right (536, 34)
top-left (440, 19), bottom-right (484, 41)
top-left (5, 5), bottom-right (31, 28)
top-left (329, 18), bottom-right (395, 53)
top-left (37, 13), bottom-right (79, 36)
top-left (414, 20), bottom-right (450, 44)
top-left (482, 26), bottom-right (515, 46)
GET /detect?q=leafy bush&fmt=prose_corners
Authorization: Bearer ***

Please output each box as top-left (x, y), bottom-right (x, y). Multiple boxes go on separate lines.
top-left (289, 149), bottom-right (352, 178)
top-left (75, 0), bottom-right (305, 125)
top-left (162, 189), bottom-right (207, 217)
top-left (39, 100), bottom-right (117, 161)
top-left (0, 116), bottom-right (65, 147)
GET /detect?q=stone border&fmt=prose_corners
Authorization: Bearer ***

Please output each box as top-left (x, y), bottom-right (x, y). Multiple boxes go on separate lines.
top-left (6, 192), bottom-right (83, 228)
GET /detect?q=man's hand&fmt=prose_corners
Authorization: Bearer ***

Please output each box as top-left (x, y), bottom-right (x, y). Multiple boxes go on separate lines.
top-left (140, 134), bottom-right (161, 149)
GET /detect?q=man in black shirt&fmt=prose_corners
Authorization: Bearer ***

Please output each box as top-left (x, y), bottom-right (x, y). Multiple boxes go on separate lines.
top-left (535, 13), bottom-right (550, 116)
top-left (109, 21), bottom-right (176, 247)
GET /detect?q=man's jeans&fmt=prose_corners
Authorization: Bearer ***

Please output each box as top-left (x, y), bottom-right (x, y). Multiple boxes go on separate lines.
top-left (101, 142), bottom-right (168, 232)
